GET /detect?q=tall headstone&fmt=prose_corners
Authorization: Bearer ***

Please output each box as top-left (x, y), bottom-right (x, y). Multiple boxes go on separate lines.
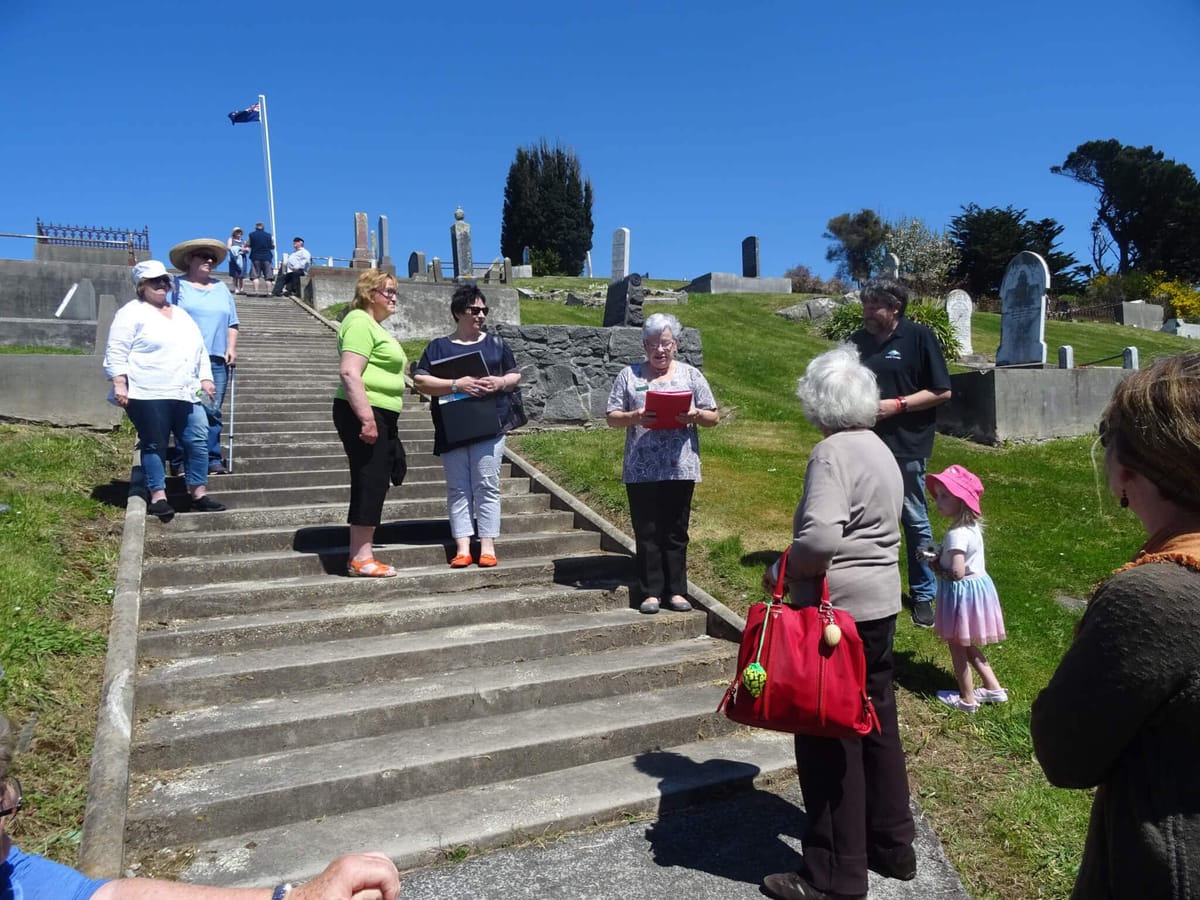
top-left (880, 252), bottom-right (900, 280)
top-left (521, 246), bottom-right (531, 266)
top-left (741, 236), bottom-right (760, 278)
top-left (944, 289), bottom-right (974, 356)
top-left (407, 251), bottom-right (426, 280)
top-left (430, 257), bottom-right (443, 283)
top-left (604, 273), bottom-right (644, 326)
top-left (503, 257), bottom-right (513, 284)
top-left (450, 206), bottom-right (472, 278)
top-left (351, 212), bottom-right (371, 268)
top-left (611, 227), bottom-right (630, 283)
top-left (377, 215), bottom-right (393, 271)
top-left (995, 251), bottom-right (1049, 367)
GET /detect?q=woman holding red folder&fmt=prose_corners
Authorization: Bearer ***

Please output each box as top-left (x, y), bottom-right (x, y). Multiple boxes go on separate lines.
top-left (606, 312), bottom-right (719, 614)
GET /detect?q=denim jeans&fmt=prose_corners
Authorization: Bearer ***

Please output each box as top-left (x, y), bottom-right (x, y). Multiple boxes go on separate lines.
top-left (126, 399), bottom-right (208, 491)
top-left (899, 457), bottom-right (935, 603)
top-left (441, 434), bottom-right (506, 539)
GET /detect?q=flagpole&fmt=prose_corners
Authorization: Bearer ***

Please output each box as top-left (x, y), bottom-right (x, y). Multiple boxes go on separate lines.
top-left (259, 93), bottom-right (278, 270)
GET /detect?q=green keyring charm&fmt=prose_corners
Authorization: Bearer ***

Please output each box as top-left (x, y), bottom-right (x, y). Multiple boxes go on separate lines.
top-left (742, 661), bottom-right (767, 698)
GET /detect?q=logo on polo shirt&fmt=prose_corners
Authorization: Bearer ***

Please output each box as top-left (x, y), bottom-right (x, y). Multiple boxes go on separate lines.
top-left (885, 349), bottom-right (902, 360)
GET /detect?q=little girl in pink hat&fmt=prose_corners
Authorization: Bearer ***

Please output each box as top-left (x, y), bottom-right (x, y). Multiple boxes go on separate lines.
top-left (925, 464), bottom-right (1008, 712)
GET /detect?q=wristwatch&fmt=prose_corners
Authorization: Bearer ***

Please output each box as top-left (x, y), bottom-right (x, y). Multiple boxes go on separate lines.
top-left (451, 379), bottom-right (459, 394)
top-left (271, 884), bottom-right (293, 900)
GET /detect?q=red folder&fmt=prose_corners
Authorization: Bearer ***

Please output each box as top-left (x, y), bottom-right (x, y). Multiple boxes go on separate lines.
top-left (644, 390), bottom-right (693, 429)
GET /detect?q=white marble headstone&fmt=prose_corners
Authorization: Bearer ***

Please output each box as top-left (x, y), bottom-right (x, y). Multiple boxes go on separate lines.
top-left (996, 251), bottom-right (1049, 367)
top-left (945, 289), bottom-right (973, 356)
top-left (880, 252), bottom-right (900, 279)
top-left (611, 227), bottom-right (630, 283)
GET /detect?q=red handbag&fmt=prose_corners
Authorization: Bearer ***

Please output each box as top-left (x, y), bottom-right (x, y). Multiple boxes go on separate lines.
top-left (718, 548), bottom-right (880, 738)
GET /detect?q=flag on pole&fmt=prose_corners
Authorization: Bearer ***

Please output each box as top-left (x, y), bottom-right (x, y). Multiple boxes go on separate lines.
top-left (228, 103), bottom-right (261, 125)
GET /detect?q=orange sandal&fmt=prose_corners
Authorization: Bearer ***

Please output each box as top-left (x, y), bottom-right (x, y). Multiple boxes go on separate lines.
top-left (449, 554), bottom-right (473, 568)
top-left (346, 557), bottom-right (397, 578)
top-left (478, 553), bottom-right (498, 568)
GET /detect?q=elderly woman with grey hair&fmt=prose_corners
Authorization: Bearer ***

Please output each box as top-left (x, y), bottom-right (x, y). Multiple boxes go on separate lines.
top-left (760, 344), bottom-right (917, 900)
top-left (606, 312), bottom-right (719, 614)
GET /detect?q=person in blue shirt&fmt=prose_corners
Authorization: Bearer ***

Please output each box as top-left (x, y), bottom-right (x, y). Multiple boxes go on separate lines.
top-left (169, 238), bottom-right (240, 475)
top-left (0, 714), bottom-right (400, 900)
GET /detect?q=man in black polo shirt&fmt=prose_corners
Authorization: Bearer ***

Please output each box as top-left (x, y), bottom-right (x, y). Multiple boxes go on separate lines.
top-left (851, 278), bottom-right (952, 628)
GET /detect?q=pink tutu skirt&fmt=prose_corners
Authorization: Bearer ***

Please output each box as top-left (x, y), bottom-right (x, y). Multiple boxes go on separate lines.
top-left (934, 572), bottom-right (1006, 646)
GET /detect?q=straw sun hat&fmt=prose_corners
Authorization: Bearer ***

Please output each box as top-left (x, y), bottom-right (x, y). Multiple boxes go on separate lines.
top-left (169, 237), bottom-right (228, 271)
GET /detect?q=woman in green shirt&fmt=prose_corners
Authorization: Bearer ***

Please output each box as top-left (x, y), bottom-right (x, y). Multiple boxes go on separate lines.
top-left (333, 270), bottom-right (408, 577)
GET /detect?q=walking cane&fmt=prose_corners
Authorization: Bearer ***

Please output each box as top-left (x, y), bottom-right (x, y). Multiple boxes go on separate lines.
top-left (226, 364), bottom-right (236, 474)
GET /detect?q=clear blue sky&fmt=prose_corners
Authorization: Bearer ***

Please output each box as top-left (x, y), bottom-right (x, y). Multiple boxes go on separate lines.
top-left (3, 0), bottom-right (1198, 283)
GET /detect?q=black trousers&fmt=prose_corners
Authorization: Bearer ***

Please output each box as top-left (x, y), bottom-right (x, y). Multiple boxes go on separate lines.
top-left (333, 399), bottom-right (398, 527)
top-left (625, 479), bottom-right (695, 601)
top-left (793, 614), bottom-right (915, 896)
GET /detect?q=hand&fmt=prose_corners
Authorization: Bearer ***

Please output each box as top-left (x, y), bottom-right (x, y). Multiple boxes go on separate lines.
top-left (290, 852), bottom-right (401, 900)
top-left (479, 375), bottom-right (505, 394)
top-left (677, 406), bottom-right (701, 426)
top-left (635, 408), bottom-right (655, 427)
top-left (225, 348), bottom-right (237, 366)
top-left (113, 386), bottom-right (128, 408)
top-left (457, 376), bottom-right (483, 397)
top-left (359, 417), bottom-right (379, 444)
top-left (200, 380), bottom-right (216, 403)
top-left (761, 569), bottom-right (775, 594)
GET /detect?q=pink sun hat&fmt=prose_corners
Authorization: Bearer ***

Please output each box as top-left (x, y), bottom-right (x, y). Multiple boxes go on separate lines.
top-left (927, 464), bottom-right (983, 516)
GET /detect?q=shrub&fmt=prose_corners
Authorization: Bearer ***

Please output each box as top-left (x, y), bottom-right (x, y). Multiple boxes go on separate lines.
top-left (1085, 271), bottom-right (1200, 321)
top-left (529, 247), bottom-right (563, 277)
top-left (820, 301), bottom-right (961, 363)
top-left (784, 264), bottom-right (850, 296)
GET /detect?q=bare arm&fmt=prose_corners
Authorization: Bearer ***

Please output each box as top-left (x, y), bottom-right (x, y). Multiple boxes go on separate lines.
top-left (226, 326), bottom-right (238, 366)
top-left (876, 387), bottom-right (951, 421)
top-left (92, 851), bottom-right (400, 900)
top-left (339, 351), bottom-right (378, 444)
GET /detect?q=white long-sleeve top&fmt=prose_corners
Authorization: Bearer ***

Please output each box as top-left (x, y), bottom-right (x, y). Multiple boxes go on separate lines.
top-left (103, 298), bottom-right (213, 401)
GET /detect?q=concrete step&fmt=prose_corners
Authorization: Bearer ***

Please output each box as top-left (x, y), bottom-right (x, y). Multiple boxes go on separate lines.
top-left (126, 681), bottom-right (732, 847)
top-left (165, 461), bottom-right (486, 492)
top-left (227, 437), bottom-right (433, 457)
top-left (215, 452), bottom-right (441, 475)
top-left (159, 731), bottom-right (794, 887)
top-left (138, 580), bottom-right (628, 659)
top-left (145, 492), bottom-right (554, 533)
top-left (140, 552), bottom-right (631, 621)
top-left (133, 634), bottom-right (726, 768)
top-left (134, 607), bottom-right (706, 713)
top-left (164, 469), bottom-right (512, 506)
top-left (145, 507), bottom-right (572, 558)
top-left (140, 527), bottom-right (604, 586)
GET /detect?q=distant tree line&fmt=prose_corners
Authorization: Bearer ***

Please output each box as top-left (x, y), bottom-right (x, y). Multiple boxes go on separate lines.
top-left (806, 138), bottom-right (1200, 311)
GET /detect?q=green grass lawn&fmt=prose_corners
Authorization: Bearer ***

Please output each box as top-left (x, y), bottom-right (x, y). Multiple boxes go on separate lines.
top-left (508, 281), bottom-right (1193, 899)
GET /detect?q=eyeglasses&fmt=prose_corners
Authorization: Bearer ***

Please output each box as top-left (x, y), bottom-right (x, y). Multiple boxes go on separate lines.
top-left (375, 288), bottom-right (398, 298)
top-left (466, 306), bottom-right (489, 316)
top-left (0, 777), bottom-right (23, 822)
top-left (644, 339), bottom-right (676, 350)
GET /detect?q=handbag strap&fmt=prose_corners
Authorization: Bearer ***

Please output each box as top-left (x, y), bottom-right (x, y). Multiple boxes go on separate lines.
top-left (749, 547), bottom-right (791, 666)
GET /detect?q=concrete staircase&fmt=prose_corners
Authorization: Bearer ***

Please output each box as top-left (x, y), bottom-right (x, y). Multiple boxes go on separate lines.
top-left (123, 297), bottom-right (793, 887)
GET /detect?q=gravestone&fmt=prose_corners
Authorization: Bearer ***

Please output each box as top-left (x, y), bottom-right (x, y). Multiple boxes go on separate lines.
top-left (521, 246), bottom-right (531, 266)
top-left (741, 236), bottom-right (760, 278)
top-left (880, 253), bottom-right (900, 279)
top-left (604, 273), bottom-right (644, 327)
top-left (351, 212), bottom-right (371, 268)
top-left (450, 206), bottom-right (472, 278)
top-left (377, 215), bottom-right (393, 271)
top-left (430, 257), bottom-right (443, 283)
top-left (503, 257), bottom-right (513, 284)
top-left (611, 227), bottom-right (630, 283)
top-left (407, 251), bottom-right (427, 281)
top-left (995, 251), bottom-right (1049, 367)
top-left (945, 289), bottom-right (973, 356)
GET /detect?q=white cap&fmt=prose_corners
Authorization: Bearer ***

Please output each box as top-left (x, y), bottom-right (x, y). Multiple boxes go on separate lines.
top-left (132, 259), bottom-right (169, 284)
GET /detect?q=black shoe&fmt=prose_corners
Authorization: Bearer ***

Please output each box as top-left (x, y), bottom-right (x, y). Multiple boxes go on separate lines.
top-left (761, 871), bottom-right (865, 900)
top-left (190, 495), bottom-right (226, 512)
top-left (146, 499), bottom-right (175, 520)
top-left (868, 844), bottom-right (917, 881)
top-left (911, 599), bottom-right (935, 628)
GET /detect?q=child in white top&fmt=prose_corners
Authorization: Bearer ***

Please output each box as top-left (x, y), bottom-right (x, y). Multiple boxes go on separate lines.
top-left (925, 464), bottom-right (1007, 713)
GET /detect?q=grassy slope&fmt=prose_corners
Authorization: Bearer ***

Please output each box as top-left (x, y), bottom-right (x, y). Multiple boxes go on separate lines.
top-left (508, 284), bottom-right (1192, 899)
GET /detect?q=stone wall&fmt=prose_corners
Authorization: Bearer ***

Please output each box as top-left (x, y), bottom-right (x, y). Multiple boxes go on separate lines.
top-left (492, 324), bottom-right (703, 424)
top-left (0, 258), bottom-right (138, 319)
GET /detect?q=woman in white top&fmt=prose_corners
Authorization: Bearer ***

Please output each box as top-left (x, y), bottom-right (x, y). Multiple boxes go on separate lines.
top-left (103, 260), bottom-right (224, 520)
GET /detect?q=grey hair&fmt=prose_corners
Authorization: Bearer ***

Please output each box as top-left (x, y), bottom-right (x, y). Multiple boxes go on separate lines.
top-left (0, 714), bottom-right (11, 781)
top-left (643, 313), bottom-right (682, 343)
top-left (861, 277), bottom-right (910, 317)
top-left (796, 344), bottom-right (880, 431)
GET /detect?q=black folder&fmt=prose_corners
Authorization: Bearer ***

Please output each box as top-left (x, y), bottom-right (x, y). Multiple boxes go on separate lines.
top-left (429, 351), bottom-right (501, 447)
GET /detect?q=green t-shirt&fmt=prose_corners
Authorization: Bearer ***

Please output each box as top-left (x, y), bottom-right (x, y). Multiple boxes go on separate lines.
top-left (335, 309), bottom-right (408, 412)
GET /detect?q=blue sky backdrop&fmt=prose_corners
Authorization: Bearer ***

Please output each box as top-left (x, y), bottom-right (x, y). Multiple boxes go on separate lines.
top-left (2, 0), bottom-right (1198, 283)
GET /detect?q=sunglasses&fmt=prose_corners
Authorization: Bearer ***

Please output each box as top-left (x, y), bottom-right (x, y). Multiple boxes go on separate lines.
top-left (0, 776), bottom-right (22, 821)
top-left (143, 277), bottom-right (172, 289)
top-left (466, 306), bottom-right (489, 316)
top-left (192, 254), bottom-right (216, 264)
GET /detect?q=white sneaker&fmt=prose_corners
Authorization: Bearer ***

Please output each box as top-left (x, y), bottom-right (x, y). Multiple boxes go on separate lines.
top-left (937, 690), bottom-right (979, 713)
top-left (975, 687), bottom-right (1009, 704)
